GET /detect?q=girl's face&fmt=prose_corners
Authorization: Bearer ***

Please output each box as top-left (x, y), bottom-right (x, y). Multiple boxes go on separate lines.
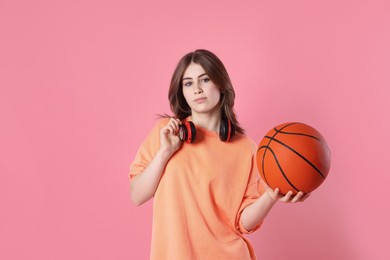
top-left (182, 62), bottom-right (221, 116)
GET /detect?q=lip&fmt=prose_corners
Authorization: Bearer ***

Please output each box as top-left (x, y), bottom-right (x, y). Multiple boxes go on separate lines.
top-left (194, 97), bottom-right (207, 103)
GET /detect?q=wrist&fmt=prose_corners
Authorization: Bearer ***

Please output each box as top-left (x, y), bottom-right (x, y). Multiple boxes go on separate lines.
top-left (157, 148), bottom-right (174, 161)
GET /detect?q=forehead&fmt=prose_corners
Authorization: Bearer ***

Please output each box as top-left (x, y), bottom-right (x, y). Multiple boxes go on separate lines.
top-left (183, 62), bottom-right (206, 79)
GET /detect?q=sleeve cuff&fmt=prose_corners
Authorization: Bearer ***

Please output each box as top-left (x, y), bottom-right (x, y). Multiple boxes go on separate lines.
top-left (238, 214), bottom-right (263, 234)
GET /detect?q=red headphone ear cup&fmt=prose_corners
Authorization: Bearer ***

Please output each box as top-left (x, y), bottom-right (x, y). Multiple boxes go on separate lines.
top-left (188, 121), bottom-right (196, 143)
top-left (179, 121), bottom-right (196, 144)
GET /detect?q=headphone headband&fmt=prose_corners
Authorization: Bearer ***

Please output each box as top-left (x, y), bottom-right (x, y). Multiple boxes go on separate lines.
top-left (179, 119), bottom-right (235, 143)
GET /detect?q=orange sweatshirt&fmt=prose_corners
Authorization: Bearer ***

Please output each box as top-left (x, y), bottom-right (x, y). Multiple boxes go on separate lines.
top-left (130, 118), bottom-right (264, 260)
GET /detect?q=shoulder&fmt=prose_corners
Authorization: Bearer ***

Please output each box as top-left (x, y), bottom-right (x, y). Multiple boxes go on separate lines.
top-left (141, 117), bottom-right (170, 143)
top-left (232, 133), bottom-right (258, 153)
top-left (155, 117), bottom-right (170, 128)
top-left (147, 117), bottom-right (170, 133)
top-left (136, 117), bottom-right (171, 153)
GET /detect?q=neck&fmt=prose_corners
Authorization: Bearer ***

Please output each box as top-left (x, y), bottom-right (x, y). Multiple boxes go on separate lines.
top-left (190, 111), bottom-right (221, 133)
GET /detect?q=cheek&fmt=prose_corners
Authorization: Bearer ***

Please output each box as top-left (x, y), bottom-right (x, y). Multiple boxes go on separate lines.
top-left (209, 87), bottom-right (221, 101)
top-left (182, 88), bottom-right (191, 101)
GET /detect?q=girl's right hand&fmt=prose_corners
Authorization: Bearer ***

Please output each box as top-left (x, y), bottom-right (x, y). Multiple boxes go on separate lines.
top-left (159, 118), bottom-right (182, 156)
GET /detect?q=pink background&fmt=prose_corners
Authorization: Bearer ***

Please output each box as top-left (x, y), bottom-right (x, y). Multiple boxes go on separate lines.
top-left (1, 0), bottom-right (389, 259)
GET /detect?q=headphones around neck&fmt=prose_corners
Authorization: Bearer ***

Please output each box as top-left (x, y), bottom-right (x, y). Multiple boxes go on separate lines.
top-left (178, 119), bottom-right (235, 143)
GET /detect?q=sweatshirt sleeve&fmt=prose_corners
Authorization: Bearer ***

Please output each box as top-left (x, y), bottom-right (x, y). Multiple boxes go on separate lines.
top-left (128, 118), bottom-right (168, 180)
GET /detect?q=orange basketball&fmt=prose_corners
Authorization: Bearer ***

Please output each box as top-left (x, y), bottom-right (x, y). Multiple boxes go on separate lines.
top-left (256, 122), bottom-right (331, 195)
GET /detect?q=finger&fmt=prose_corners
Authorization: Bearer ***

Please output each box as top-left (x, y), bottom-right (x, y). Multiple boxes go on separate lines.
top-left (167, 124), bottom-right (177, 135)
top-left (174, 118), bottom-right (182, 126)
top-left (280, 191), bottom-right (293, 202)
top-left (273, 188), bottom-right (280, 198)
top-left (299, 192), bottom-right (311, 202)
top-left (161, 125), bottom-right (174, 136)
top-left (267, 188), bottom-right (279, 200)
top-left (291, 191), bottom-right (304, 203)
top-left (170, 118), bottom-right (181, 130)
top-left (161, 127), bottom-right (170, 135)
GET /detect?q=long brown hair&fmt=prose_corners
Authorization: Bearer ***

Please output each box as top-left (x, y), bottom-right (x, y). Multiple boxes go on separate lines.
top-left (168, 49), bottom-right (245, 134)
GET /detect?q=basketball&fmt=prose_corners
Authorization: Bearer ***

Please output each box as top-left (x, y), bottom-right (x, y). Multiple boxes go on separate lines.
top-left (256, 122), bottom-right (331, 195)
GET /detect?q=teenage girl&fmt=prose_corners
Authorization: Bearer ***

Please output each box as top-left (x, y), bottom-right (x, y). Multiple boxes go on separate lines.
top-left (129, 49), bottom-right (309, 260)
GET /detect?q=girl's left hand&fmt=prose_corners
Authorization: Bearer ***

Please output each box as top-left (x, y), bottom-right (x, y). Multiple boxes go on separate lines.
top-left (267, 188), bottom-right (311, 203)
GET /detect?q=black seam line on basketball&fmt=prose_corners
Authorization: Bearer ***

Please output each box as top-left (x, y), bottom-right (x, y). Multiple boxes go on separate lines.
top-left (262, 123), bottom-right (297, 167)
top-left (274, 122), bottom-right (299, 133)
top-left (258, 146), bottom-right (271, 187)
top-left (260, 123), bottom-right (298, 187)
top-left (264, 136), bottom-right (325, 179)
top-left (262, 145), bottom-right (300, 192)
top-left (274, 130), bottom-right (330, 152)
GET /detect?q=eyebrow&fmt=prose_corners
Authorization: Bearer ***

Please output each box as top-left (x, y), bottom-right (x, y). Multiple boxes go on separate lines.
top-left (182, 73), bottom-right (208, 81)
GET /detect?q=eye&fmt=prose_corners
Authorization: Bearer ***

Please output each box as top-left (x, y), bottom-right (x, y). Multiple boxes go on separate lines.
top-left (200, 77), bottom-right (210, 83)
top-left (183, 81), bottom-right (192, 87)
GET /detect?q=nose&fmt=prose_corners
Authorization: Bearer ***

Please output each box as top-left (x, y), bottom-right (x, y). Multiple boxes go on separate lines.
top-left (193, 83), bottom-right (203, 94)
